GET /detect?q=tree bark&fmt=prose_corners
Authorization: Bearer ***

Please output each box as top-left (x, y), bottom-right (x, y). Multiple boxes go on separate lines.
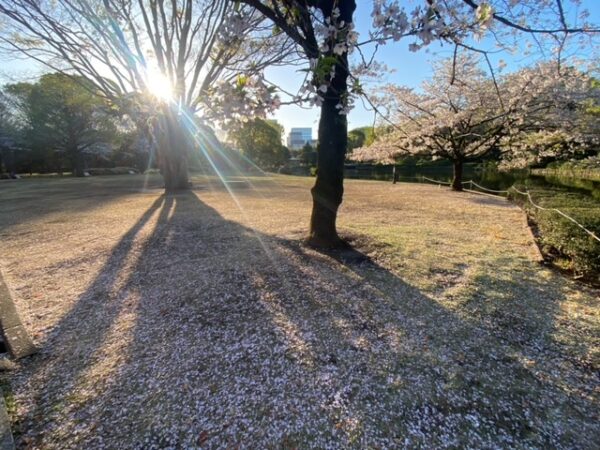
top-left (308, 95), bottom-right (348, 247)
top-left (157, 107), bottom-right (190, 192)
top-left (451, 160), bottom-right (463, 191)
top-left (307, 1), bottom-right (356, 248)
top-left (392, 165), bottom-right (398, 184)
top-left (71, 149), bottom-right (85, 177)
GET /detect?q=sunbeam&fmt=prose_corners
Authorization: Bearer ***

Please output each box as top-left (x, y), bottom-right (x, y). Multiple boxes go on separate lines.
top-left (144, 68), bottom-right (173, 102)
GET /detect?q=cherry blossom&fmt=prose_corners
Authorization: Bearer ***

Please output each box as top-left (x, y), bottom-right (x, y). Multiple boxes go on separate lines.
top-left (351, 54), bottom-right (595, 189)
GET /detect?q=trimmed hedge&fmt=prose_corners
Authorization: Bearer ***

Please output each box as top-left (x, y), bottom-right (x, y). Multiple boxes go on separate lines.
top-left (510, 186), bottom-right (600, 283)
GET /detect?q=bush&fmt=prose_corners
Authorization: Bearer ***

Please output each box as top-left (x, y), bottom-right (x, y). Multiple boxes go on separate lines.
top-left (510, 186), bottom-right (600, 282)
top-left (86, 167), bottom-right (139, 176)
top-left (532, 156), bottom-right (600, 182)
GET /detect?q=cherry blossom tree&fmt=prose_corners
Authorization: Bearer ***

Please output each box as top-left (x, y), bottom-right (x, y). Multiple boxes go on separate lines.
top-left (226, 1), bottom-right (359, 247)
top-left (500, 65), bottom-right (600, 169)
top-left (229, 0), bottom-right (599, 246)
top-left (352, 56), bottom-right (595, 190)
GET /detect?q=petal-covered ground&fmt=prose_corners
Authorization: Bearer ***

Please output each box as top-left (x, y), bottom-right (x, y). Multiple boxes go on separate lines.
top-left (0, 174), bottom-right (598, 449)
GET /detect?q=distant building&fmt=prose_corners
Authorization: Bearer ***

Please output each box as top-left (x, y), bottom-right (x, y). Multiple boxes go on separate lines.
top-left (287, 128), bottom-right (312, 150)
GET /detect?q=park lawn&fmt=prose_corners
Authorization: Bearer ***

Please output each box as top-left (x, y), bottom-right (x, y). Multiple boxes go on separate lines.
top-left (0, 174), bottom-right (598, 449)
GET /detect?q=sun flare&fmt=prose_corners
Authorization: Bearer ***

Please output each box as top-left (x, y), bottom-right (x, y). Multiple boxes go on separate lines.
top-left (144, 68), bottom-right (173, 101)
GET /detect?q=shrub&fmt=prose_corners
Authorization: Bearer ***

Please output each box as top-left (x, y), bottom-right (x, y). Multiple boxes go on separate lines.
top-left (510, 186), bottom-right (600, 282)
top-left (87, 167), bottom-right (139, 176)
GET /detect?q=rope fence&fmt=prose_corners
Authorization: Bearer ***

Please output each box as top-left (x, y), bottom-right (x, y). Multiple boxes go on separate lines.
top-left (510, 186), bottom-right (600, 243)
top-left (463, 180), bottom-right (511, 194)
top-left (415, 175), bottom-right (600, 244)
top-left (421, 176), bottom-right (452, 186)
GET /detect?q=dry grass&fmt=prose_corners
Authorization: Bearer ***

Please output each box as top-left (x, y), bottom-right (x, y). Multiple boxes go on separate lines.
top-left (0, 174), bottom-right (598, 449)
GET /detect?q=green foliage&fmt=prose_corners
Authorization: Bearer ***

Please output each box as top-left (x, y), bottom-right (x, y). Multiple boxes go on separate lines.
top-left (314, 56), bottom-right (338, 85)
top-left (108, 130), bottom-right (151, 172)
top-left (347, 126), bottom-right (376, 153)
top-left (534, 156), bottom-right (600, 182)
top-left (347, 129), bottom-right (366, 151)
top-left (4, 73), bottom-right (116, 175)
top-left (0, 92), bottom-right (20, 174)
top-left (299, 142), bottom-right (317, 166)
top-left (511, 186), bottom-right (600, 281)
top-left (236, 74), bottom-right (248, 89)
top-left (475, 3), bottom-right (493, 24)
top-left (585, 78), bottom-right (600, 116)
top-left (228, 118), bottom-right (289, 170)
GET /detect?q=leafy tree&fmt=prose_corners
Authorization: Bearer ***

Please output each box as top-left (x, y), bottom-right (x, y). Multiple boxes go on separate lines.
top-left (300, 142), bottom-right (317, 167)
top-left (111, 130), bottom-right (152, 172)
top-left (4, 74), bottom-right (116, 176)
top-left (347, 126), bottom-right (376, 154)
top-left (347, 129), bottom-right (366, 153)
top-left (228, 118), bottom-right (289, 170)
top-left (586, 79), bottom-right (600, 117)
top-left (0, 93), bottom-right (20, 175)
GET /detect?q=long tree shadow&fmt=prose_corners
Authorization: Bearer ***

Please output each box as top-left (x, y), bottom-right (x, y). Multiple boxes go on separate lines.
top-left (9, 194), bottom-right (166, 439)
top-left (12, 190), bottom-right (599, 449)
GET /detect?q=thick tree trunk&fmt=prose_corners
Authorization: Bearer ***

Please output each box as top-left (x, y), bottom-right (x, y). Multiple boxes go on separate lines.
top-left (451, 160), bottom-right (463, 191)
top-left (157, 108), bottom-right (189, 192)
top-left (161, 145), bottom-right (189, 192)
top-left (392, 165), bottom-right (398, 184)
top-left (308, 97), bottom-right (348, 247)
top-left (307, 1), bottom-right (356, 248)
top-left (71, 150), bottom-right (85, 177)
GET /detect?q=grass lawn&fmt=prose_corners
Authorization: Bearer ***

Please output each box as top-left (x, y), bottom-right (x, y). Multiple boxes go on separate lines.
top-left (0, 174), bottom-right (598, 449)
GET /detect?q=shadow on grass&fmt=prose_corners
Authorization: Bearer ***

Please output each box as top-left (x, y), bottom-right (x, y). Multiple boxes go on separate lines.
top-left (12, 190), bottom-right (599, 448)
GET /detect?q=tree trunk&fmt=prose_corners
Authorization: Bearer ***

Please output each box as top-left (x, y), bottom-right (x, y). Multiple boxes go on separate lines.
top-left (308, 96), bottom-right (348, 247)
top-left (6, 149), bottom-right (16, 177)
top-left (451, 160), bottom-right (463, 191)
top-left (307, 1), bottom-right (356, 248)
top-left (72, 150), bottom-right (85, 177)
top-left (156, 107), bottom-right (189, 192)
top-left (392, 165), bottom-right (398, 184)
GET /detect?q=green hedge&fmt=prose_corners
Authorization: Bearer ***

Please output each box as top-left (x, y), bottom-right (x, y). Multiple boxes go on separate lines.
top-left (510, 186), bottom-right (600, 283)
